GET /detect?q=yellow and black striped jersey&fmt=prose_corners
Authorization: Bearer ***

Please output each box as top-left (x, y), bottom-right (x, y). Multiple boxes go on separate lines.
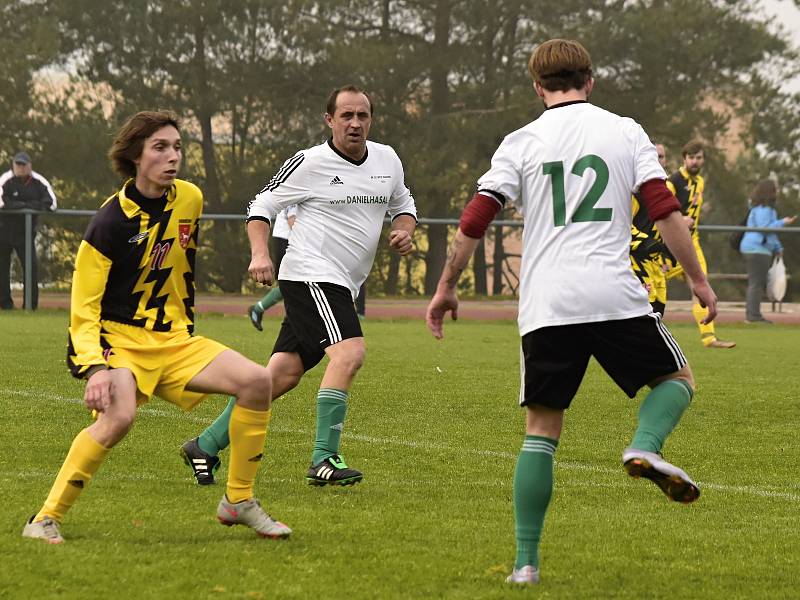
top-left (666, 166), bottom-right (704, 238)
top-left (630, 194), bottom-right (664, 260)
top-left (67, 179), bottom-right (202, 378)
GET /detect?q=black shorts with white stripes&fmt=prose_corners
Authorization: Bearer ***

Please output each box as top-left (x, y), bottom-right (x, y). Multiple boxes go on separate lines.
top-left (272, 280), bottom-right (362, 371)
top-left (519, 313), bottom-right (686, 409)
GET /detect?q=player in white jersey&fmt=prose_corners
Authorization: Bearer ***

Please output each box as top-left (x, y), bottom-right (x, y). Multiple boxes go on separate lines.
top-left (183, 85), bottom-right (417, 487)
top-left (425, 40), bottom-right (718, 585)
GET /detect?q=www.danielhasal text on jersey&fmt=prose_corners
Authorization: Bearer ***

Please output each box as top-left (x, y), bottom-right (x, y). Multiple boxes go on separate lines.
top-left (329, 195), bottom-right (389, 204)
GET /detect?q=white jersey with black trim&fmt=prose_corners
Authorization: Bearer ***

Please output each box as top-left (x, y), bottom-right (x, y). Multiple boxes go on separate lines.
top-left (247, 139), bottom-right (417, 299)
top-left (476, 101), bottom-right (666, 336)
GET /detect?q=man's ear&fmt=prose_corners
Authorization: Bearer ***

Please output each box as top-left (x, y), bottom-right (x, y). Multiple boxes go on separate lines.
top-left (585, 77), bottom-right (595, 97)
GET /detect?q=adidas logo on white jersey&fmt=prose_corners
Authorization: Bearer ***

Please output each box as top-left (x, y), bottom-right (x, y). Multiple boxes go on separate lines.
top-left (330, 175), bottom-right (344, 185)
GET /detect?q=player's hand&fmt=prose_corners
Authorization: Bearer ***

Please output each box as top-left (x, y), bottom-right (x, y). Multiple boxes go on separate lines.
top-left (248, 254), bottom-right (275, 286)
top-left (426, 288), bottom-right (459, 339)
top-left (783, 215), bottom-right (797, 226)
top-left (84, 369), bottom-right (112, 412)
top-left (690, 279), bottom-right (718, 324)
top-left (388, 230), bottom-right (413, 256)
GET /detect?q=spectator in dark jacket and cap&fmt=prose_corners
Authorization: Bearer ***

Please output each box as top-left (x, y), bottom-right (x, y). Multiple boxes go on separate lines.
top-left (0, 152), bottom-right (57, 310)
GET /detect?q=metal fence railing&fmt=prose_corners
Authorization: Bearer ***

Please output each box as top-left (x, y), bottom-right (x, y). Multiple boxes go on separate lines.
top-left (2, 208), bottom-right (799, 310)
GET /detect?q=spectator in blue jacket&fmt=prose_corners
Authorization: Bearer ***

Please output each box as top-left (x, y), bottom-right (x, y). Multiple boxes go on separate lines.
top-left (740, 179), bottom-right (796, 323)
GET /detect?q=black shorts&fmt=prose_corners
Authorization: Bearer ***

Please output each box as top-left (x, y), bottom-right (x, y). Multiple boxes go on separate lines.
top-left (271, 280), bottom-right (362, 371)
top-left (520, 313), bottom-right (686, 409)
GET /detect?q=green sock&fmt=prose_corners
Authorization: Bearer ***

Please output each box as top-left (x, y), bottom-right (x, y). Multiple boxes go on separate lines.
top-left (256, 287), bottom-right (283, 312)
top-left (514, 435), bottom-right (558, 570)
top-left (197, 397), bottom-right (236, 456)
top-left (630, 379), bottom-right (693, 453)
top-left (311, 388), bottom-right (348, 464)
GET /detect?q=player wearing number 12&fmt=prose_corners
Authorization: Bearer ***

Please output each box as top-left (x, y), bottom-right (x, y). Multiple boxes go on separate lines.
top-left (426, 39), bottom-right (718, 585)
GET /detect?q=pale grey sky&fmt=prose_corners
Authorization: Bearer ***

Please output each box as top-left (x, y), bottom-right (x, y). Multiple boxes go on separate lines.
top-left (761, 0), bottom-right (800, 92)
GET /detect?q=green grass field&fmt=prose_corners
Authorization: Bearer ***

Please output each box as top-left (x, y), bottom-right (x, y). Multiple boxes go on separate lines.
top-left (0, 310), bottom-right (797, 599)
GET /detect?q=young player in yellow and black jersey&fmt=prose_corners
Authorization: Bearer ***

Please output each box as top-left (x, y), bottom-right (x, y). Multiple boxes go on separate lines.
top-left (66, 174), bottom-right (201, 360)
top-left (662, 140), bottom-right (735, 348)
top-left (630, 142), bottom-right (668, 315)
top-left (23, 111), bottom-right (291, 544)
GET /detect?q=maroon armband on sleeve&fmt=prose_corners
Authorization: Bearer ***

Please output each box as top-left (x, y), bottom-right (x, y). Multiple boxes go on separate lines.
top-left (639, 179), bottom-right (680, 222)
top-left (459, 193), bottom-right (502, 239)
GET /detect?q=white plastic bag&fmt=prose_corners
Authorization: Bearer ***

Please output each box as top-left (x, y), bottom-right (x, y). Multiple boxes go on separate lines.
top-left (766, 256), bottom-right (787, 302)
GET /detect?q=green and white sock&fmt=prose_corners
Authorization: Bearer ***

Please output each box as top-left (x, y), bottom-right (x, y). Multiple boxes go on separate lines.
top-left (514, 435), bottom-right (558, 570)
top-left (311, 388), bottom-right (348, 465)
top-left (630, 379), bottom-right (693, 453)
top-left (255, 287), bottom-right (283, 313)
top-left (197, 397), bottom-right (236, 456)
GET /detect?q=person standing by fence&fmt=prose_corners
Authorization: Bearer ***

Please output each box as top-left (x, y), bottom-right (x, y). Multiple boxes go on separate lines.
top-left (740, 179), bottom-right (796, 323)
top-left (0, 152), bottom-right (57, 310)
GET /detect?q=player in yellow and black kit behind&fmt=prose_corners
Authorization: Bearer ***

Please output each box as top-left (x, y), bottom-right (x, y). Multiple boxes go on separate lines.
top-left (22, 110), bottom-right (291, 544)
top-left (662, 140), bottom-right (735, 348)
top-left (630, 142), bottom-right (668, 315)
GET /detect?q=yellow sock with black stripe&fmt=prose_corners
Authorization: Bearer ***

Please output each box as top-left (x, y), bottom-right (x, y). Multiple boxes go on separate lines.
top-left (692, 302), bottom-right (716, 345)
top-left (35, 429), bottom-right (109, 523)
top-left (226, 404), bottom-right (271, 504)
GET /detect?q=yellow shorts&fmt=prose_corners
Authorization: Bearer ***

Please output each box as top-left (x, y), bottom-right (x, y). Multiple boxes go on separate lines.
top-left (101, 321), bottom-right (229, 410)
top-left (664, 237), bottom-right (707, 280)
top-left (631, 256), bottom-right (667, 305)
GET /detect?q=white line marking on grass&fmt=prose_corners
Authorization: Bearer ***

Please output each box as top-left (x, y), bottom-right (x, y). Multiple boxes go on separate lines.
top-left (4, 388), bottom-right (218, 424)
top-left (6, 388), bottom-right (799, 503)
top-left (5, 470), bottom-right (188, 483)
top-left (699, 482), bottom-right (800, 502)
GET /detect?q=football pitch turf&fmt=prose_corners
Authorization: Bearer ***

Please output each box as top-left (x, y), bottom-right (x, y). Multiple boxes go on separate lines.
top-left (1, 311), bottom-right (797, 599)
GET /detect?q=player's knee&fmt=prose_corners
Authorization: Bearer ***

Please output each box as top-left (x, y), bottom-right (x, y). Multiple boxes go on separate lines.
top-left (117, 413), bottom-right (136, 436)
top-left (525, 405), bottom-right (564, 439)
top-left (674, 363), bottom-right (695, 391)
top-left (676, 373), bottom-right (695, 394)
top-left (331, 346), bottom-right (365, 377)
top-left (101, 410), bottom-right (136, 440)
top-left (653, 366), bottom-right (695, 395)
top-left (277, 371), bottom-right (303, 394)
top-left (241, 367), bottom-right (272, 409)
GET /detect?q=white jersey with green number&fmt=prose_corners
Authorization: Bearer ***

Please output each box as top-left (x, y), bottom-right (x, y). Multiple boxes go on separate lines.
top-left (476, 101), bottom-right (666, 336)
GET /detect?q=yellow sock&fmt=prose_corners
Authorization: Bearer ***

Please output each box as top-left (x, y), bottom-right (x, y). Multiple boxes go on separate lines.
top-left (35, 429), bottom-right (109, 523)
top-left (692, 302), bottom-right (716, 345)
top-left (227, 404), bottom-right (271, 504)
